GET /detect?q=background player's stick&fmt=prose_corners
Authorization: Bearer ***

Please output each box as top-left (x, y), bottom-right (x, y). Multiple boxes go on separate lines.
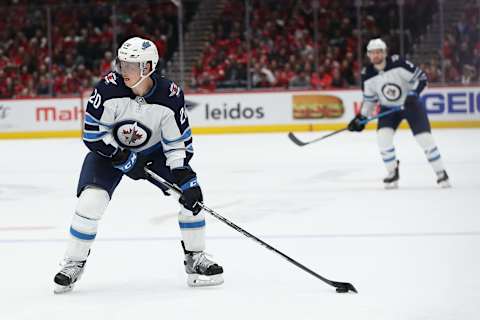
top-left (288, 107), bottom-right (402, 147)
top-left (145, 167), bottom-right (358, 294)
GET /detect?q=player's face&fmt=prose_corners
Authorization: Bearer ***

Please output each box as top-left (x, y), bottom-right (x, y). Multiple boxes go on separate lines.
top-left (367, 49), bottom-right (386, 65)
top-left (119, 61), bottom-right (141, 87)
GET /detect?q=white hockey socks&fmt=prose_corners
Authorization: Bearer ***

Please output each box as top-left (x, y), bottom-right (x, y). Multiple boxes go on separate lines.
top-left (414, 132), bottom-right (446, 173)
top-left (377, 128), bottom-right (397, 172)
top-left (65, 187), bottom-right (110, 261)
top-left (178, 207), bottom-right (206, 252)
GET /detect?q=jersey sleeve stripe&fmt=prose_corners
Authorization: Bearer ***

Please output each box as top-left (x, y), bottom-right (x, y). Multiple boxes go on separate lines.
top-left (84, 123), bottom-right (100, 131)
top-left (410, 68), bottom-right (426, 82)
top-left (83, 131), bottom-right (108, 140)
top-left (85, 113), bottom-right (113, 128)
top-left (162, 128), bottom-right (192, 145)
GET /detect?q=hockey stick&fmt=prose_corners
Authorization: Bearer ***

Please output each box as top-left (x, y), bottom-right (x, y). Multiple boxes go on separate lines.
top-left (288, 107), bottom-right (402, 147)
top-left (144, 167), bottom-right (358, 293)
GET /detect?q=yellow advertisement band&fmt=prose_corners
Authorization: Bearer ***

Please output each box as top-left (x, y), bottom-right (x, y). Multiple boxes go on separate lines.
top-left (1, 121), bottom-right (480, 139)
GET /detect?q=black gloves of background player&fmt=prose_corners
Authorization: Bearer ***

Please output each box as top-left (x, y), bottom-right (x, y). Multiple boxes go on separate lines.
top-left (111, 149), bottom-right (152, 180)
top-left (348, 114), bottom-right (368, 132)
top-left (172, 167), bottom-right (203, 215)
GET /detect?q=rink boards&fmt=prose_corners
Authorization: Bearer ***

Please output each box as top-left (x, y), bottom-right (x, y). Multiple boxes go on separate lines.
top-left (0, 86), bottom-right (479, 139)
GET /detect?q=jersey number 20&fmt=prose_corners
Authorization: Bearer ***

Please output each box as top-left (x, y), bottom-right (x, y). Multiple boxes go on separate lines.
top-left (180, 107), bottom-right (187, 125)
top-left (88, 89), bottom-right (102, 109)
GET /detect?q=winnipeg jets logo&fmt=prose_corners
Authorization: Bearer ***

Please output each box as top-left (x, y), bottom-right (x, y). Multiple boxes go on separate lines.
top-left (169, 82), bottom-right (181, 97)
top-left (122, 123), bottom-right (143, 144)
top-left (381, 83), bottom-right (402, 101)
top-left (104, 72), bottom-right (118, 85)
top-left (113, 120), bottom-right (151, 148)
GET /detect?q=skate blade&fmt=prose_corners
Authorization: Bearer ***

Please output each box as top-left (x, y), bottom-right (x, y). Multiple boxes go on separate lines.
top-left (384, 181), bottom-right (398, 190)
top-left (54, 283), bottom-right (74, 294)
top-left (439, 180), bottom-right (451, 188)
top-left (187, 274), bottom-right (224, 287)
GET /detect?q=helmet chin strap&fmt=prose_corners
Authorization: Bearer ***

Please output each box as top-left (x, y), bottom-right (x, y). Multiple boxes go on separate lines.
top-left (130, 70), bottom-right (154, 89)
top-left (130, 61), bottom-right (155, 89)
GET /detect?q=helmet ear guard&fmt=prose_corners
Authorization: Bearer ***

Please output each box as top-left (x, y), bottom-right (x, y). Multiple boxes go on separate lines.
top-left (140, 61), bottom-right (152, 76)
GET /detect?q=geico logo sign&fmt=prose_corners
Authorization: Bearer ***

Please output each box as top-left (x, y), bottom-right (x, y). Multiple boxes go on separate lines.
top-left (36, 106), bottom-right (85, 121)
top-left (422, 92), bottom-right (480, 114)
top-left (205, 103), bottom-right (265, 120)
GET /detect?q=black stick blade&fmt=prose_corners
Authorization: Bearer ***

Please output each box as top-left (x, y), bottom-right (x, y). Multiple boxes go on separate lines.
top-left (287, 132), bottom-right (308, 146)
top-left (332, 281), bottom-right (358, 293)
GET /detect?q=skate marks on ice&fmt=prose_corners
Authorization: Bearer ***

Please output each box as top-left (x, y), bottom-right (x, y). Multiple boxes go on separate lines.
top-left (2, 230), bottom-right (479, 244)
top-left (0, 184), bottom-right (54, 201)
top-left (0, 226), bottom-right (55, 232)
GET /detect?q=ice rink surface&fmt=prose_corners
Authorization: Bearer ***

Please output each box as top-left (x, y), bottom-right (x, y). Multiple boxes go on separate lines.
top-left (1, 129), bottom-right (479, 320)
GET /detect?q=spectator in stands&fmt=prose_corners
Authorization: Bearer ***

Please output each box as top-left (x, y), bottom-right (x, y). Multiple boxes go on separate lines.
top-left (99, 51), bottom-right (113, 76)
top-left (221, 58), bottom-right (246, 88)
top-left (461, 65), bottom-right (476, 84)
top-left (331, 67), bottom-right (345, 88)
top-left (311, 65), bottom-right (332, 89)
top-left (36, 75), bottom-right (50, 96)
top-left (289, 67), bottom-right (310, 89)
top-left (457, 40), bottom-right (474, 69)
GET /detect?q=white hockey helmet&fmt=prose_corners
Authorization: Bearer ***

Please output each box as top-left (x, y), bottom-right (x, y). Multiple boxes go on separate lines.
top-left (117, 37), bottom-right (159, 88)
top-left (366, 38), bottom-right (387, 52)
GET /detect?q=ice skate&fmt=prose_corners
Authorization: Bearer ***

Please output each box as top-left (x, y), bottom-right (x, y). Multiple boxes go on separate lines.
top-left (383, 160), bottom-right (399, 189)
top-left (53, 258), bottom-right (87, 294)
top-left (182, 241), bottom-right (223, 287)
top-left (436, 170), bottom-right (451, 188)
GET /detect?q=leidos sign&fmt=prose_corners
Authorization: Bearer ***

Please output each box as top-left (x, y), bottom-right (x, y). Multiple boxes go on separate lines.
top-left (204, 103), bottom-right (265, 120)
top-left (35, 106), bottom-right (84, 122)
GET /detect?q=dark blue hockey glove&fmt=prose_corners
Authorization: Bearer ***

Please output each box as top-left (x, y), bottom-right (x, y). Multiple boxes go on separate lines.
top-left (112, 149), bottom-right (152, 180)
top-left (172, 167), bottom-right (203, 215)
top-left (348, 114), bottom-right (367, 132)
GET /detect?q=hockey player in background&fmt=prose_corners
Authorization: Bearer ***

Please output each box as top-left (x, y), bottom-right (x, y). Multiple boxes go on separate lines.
top-left (348, 38), bottom-right (450, 189)
top-left (53, 37), bottom-right (223, 293)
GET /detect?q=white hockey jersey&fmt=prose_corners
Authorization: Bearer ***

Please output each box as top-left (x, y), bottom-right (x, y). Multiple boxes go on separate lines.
top-left (82, 72), bottom-right (192, 169)
top-left (361, 55), bottom-right (427, 116)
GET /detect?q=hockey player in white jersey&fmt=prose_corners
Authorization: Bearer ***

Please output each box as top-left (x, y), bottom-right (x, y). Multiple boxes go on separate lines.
top-left (348, 38), bottom-right (450, 189)
top-left (53, 37), bottom-right (223, 294)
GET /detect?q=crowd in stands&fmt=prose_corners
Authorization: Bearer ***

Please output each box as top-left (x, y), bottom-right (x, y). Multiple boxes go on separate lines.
top-left (191, 0), bottom-right (360, 91)
top-left (0, 0), bottom-right (179, 98)
top-left (191, 0), bottom-right (479, 92)
top-left (433, 0), bottom-right (480, 84)
top-left (0, 0), bottom-right (478, 99)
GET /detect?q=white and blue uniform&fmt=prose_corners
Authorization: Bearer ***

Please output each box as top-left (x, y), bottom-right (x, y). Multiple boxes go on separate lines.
top-left (78, 71), bottom-right (193, 197)
top-left (360, 55), bottom-right (431, 135)
top-left (359, 55), bottom-right (446, 177)
top-left (361, 54), bottom-right (427, 114)
top-left (67, 71), bottom-right (207, 261)
top-left (54, 36), bottom-right (222, 294)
